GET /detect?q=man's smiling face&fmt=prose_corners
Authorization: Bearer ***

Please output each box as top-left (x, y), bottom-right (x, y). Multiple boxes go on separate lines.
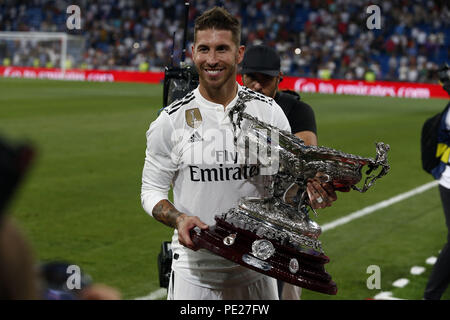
top-left (192, 29), bottom-right (244, 91)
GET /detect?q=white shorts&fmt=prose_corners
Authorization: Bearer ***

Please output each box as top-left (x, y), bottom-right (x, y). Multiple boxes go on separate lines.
top-left (281, 283), bottom-right (302, 300)
top-left (167, 271), bottom-right (279, 300)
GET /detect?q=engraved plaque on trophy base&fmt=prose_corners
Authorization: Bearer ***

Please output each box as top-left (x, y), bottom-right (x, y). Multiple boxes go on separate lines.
top-left (191, 214), bottom-right (337, 295)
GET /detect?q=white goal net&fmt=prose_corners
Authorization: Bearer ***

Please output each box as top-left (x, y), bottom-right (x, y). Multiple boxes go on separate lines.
top-left (0, 31), bottom-right (84, 72)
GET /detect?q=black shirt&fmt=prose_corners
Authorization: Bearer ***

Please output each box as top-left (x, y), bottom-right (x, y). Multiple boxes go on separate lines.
top-left (274, 91), bottom-right (317, 135)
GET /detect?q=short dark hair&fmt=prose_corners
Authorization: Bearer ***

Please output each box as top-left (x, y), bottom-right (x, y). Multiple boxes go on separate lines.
top-left (194, 7), bottom-right (241, 47)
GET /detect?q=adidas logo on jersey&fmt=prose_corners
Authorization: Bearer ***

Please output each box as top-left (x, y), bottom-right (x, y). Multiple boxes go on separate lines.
top-left (188, 131), bottom-right (203, 143)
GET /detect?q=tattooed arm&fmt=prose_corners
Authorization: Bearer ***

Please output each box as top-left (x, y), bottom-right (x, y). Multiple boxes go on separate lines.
top-left (152, 199), bottom-right (208, 250)
top-left (142, 112), bottom-right (208, 250)
top-left (151, 199), bottom-right (183, 228)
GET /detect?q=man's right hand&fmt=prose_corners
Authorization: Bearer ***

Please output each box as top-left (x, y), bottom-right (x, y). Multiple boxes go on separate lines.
top-left (176, 213), bottom-right (209, 250)
top-left (152, 200), bottom-right (209, 251)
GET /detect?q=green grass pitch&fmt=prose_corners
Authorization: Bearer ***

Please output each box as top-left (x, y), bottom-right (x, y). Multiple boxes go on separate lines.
top-left (0, 77), bottom-right (449, 300)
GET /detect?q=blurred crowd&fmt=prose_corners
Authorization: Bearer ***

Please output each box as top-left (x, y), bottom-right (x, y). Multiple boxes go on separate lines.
top-left (0, 0), bottom-right (448, 82)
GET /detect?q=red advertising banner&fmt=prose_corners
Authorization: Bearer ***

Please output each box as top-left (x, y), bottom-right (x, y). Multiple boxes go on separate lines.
top-left (1, 66), bottom-right (447, 99)
top-left (276, 76), bottom-right (448, 99)
top-left (0, 66), bottom-right (165, 84)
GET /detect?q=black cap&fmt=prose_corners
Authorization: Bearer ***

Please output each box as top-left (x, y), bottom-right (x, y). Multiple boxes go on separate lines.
top-left (241, 45), bottom-right (280, 77)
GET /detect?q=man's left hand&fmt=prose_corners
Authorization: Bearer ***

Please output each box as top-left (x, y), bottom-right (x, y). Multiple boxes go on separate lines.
top-left (306, 173), bottom-right (337, 209)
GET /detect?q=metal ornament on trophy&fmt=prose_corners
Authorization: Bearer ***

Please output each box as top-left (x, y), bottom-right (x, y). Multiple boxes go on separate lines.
top-left (191, 91), bottom-right (390, 295)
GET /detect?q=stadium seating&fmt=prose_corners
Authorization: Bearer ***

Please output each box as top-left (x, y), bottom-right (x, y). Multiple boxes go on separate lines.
top-left (0, 0), bottom-right (448, 82)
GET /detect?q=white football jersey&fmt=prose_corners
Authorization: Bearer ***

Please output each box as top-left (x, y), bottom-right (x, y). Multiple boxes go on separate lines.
top-left (141, 83), bottom-right (291, 289)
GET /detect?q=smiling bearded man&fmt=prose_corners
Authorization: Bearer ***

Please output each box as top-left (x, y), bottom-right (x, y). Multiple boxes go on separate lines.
top-left (141, 6), bottom-right (336, 300)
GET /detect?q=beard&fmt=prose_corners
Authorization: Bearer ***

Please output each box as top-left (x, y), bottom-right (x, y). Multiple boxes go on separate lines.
top-left (197, 63), bottom-right (237, 90)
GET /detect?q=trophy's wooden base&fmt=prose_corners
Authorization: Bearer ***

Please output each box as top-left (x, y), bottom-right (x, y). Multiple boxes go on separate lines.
top-left (191, 216), bottom-right (337, 295)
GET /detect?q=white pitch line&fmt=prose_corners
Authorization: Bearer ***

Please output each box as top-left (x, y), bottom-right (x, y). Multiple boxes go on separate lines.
top-left (426, 256), bottom-right (437, 265)
top-left (136, 180), bottom-right (439, 300)
top-left (373, 291), bottom-right (405, 300)
top-left (322, 180), bottom-right (439, 232)
top-left (392, 278), bottom-right (410, 288)
top-left (410, 266), bottom-right (426, 275)
top-left (135, 288), bottom-right (167, 300)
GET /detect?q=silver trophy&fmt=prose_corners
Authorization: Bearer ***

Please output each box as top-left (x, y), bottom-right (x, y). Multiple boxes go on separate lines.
top-left (191, 91), bottom-right (390, 295)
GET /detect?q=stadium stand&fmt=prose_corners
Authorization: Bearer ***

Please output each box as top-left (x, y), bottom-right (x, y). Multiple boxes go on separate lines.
top-left (0, 0), bottom-right (448, 82)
